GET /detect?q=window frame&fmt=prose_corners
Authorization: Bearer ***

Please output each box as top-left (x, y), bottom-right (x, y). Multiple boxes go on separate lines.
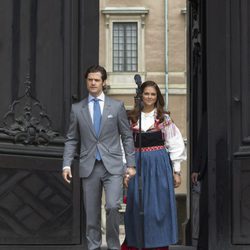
top-left (112, 22), bottom-right (138, 72)
top-left (101, 7), bottom-right (149, 94)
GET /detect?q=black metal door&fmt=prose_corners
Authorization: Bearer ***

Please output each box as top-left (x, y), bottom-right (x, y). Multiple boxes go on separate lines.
top-left (0, 0), bottom-right (99, 249)
top-left (231, 0), bottom-right (250, 245)
top-left (203, 0), bottom-right (250, 249)
top-left (189, 0), bottom-right (250, 249)
top-left (188, 0), bottom-right (207, 246)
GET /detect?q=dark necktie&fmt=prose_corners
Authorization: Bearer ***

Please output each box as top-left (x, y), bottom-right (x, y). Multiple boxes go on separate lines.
top-left (93, 98), bottom-right (101, 160)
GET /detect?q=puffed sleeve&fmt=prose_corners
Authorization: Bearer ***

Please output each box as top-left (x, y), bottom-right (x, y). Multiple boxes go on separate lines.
top-left (162, 115), bottom-right (186, 172)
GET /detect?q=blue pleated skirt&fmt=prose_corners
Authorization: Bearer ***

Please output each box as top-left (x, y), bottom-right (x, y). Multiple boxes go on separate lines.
top-left (124, 148), bottom-right (178, 248)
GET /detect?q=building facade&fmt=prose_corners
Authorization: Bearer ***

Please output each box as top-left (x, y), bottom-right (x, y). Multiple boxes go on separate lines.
top-left (99, 0), bottom-right (188, 243)
top-left (99, 0), bottom-right (187, 192)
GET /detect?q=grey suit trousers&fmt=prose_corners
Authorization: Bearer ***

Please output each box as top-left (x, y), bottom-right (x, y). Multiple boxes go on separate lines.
top-left (82, 160), bottom-right (123, 250)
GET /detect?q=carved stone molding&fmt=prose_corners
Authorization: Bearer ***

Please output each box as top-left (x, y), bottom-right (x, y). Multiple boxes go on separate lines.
top-left (0, 75), bottom-right (59, 145)
top-left (101, 7), bottom-right (149, 29)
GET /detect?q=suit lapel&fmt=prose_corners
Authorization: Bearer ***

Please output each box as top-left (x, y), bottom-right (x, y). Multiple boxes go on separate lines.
top-left (80, 99), bottom-right (96, 137)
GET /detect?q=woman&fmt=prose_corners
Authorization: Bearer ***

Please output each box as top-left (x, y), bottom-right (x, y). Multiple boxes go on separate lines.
top-left (122, 81), bottom-right (186, 250)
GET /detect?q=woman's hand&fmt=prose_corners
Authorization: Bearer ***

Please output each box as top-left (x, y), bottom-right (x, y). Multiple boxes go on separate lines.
top-left (173, 172), bottom-right (181, 188)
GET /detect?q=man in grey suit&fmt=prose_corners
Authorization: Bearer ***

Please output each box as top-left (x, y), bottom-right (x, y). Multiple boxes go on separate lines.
top-left (62, 65), bottom-right (136, 250)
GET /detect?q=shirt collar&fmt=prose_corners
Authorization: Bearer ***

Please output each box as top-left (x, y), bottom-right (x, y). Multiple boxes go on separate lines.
top-left (88, 92), bottom-right (105, 103)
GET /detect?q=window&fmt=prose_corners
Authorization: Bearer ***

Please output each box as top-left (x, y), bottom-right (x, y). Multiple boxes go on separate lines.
top-left (113, 22), bottom-right (138, 72)
top-left (101, 7), bottom-right (148, 93)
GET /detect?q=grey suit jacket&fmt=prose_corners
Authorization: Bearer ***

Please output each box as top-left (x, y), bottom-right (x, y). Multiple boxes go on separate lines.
top-left (63, 96), bottom-right (135, 177)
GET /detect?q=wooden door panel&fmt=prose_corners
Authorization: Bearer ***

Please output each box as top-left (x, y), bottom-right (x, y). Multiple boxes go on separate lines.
top-left (0, 0), bottom-right (99, 248)
top-left (232, 159), bottom-right (250, 244)
top-left (231, 0), bottom-right (250, 244)
top-left (0, 0), bottom-right (78, 136)
top-left (0, 156), bottom-right (80, 244)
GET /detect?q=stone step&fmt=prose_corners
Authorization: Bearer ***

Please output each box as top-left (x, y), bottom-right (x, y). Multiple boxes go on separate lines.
top-left (170, 246), bottom-right (195, 250)
top-left (101, 245), bottom-right (195, 250)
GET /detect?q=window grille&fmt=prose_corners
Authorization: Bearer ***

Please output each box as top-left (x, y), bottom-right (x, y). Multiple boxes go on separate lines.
top-left (113, 22), bottom-right (138, 72)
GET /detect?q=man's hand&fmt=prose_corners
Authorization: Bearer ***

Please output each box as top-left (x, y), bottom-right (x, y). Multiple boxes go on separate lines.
top-left (173, 173), bottom-right (181, 188)
top-left (62, 168), bottom-right (72, 184)
top-left (123, 166), bottom-right (136, 188)
top-left (127, 166), bottom-right (136, 177)
top-left (191, 172), bottom-right (199, 185)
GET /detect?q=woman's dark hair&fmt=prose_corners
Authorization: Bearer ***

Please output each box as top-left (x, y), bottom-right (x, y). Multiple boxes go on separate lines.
top-left (84, 65), bottom-right (107, 81)
top-left (128, 81), bottom-right (167, 124)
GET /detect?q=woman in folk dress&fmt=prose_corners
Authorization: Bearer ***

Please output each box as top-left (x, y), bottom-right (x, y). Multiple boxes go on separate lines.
top-left (123, 81), bottom-right (186, 250)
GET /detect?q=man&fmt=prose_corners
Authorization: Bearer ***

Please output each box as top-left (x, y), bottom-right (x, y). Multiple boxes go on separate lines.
top-left (62, 65), bottom-right (136, 250)
top-left (191, 113), bottom-right (208, 250)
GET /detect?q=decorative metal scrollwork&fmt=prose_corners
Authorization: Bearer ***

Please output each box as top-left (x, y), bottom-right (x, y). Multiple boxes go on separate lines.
top-left (191, 0), bottom-right (201, 78)
top-left (0, 75), bottom-right (59, 145)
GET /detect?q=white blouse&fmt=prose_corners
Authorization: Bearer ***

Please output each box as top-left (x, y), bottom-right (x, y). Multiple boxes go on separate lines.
top-left (140, 110), bottom-right (186, 172)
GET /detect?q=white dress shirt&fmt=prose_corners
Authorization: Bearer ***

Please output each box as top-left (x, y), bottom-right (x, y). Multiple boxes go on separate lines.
top-left (88, 92), bottom-right (105, 121)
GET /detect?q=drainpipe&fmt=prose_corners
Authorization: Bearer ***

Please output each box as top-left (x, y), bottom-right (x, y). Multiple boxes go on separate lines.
top-left (164, 0), bottom-right (169, 110)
